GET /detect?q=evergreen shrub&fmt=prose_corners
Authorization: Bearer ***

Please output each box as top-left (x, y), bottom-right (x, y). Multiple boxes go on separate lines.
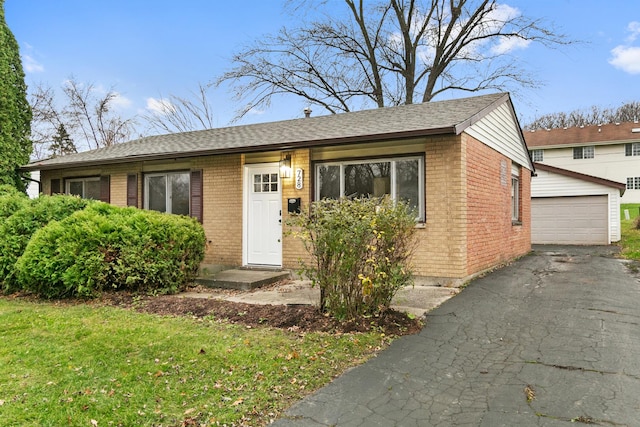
top-left (0, 194), bottom-right (91, 293)
top-left (16, 202), bottom-right (206, 298)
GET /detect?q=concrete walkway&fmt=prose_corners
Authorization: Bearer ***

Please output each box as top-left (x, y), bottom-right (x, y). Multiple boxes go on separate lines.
top-left (271, 245), bottom-right (640, 426)
top-left (182, 279), bottom-right (459, 318)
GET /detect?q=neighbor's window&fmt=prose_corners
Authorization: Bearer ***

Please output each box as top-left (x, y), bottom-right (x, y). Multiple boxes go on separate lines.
top-left (530, 149), bottom-right (543, 162)
top-left (573, 146), bottom-right (594, 159)
top-left (144, 171), bottom-right (190, 215)
top-left (511, 165), bottom-right (520, 223)
top-left (625, 143), bottom-right (640, 156)
top-left (627, 177), bottom-right (640, 190)
top-left (66, 177), bottom-right (101, 199)
top-left (315, 156), bottom-right (424, 221)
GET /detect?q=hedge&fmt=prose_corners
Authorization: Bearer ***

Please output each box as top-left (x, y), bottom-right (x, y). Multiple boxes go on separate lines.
top-left (16, 202), bottom-right (206, 298)
top-left (0, 194), bottom-right (92, 293)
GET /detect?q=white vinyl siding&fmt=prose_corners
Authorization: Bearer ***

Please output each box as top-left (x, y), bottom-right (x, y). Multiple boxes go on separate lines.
top-left (530, 144), bottom-right (638, 202)
top-left (465, 102), bottom-right (532, 171)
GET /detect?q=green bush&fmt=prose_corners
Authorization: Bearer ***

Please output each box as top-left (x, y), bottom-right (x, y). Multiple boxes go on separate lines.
top-left (16, 202), bottom-right (206, 298)
top-left (287, 197), bottom-right (417, 319)
top-left (0, 184), bottom-right (28, 220)
top-left (0, 194), bottom-right (92, 293)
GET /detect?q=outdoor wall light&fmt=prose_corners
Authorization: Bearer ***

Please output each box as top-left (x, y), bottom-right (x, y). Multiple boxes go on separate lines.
top-left (279, 154), bottom-right (292, 178)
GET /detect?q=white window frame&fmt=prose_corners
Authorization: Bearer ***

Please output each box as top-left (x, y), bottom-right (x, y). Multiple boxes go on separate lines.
top-left (143, 171), bottom-right (191, 215)
top-left (511, 164), bottom-right (520, 223)
top-left (625, 142), bottom-right (640, 156)
top-left (573, 146), bottom-right (594, 159)
top-left (628, 177), bottom-right (640, 190)
top-left (530, 149), bottom-right (543, 162)
top-left (65, 177), bottom-right (101, 199)
top-left (314, 156), bottom-right (425, 221)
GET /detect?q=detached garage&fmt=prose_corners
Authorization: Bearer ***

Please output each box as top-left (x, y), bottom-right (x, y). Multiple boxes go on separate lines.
top-left (531, 163), bottom-right (626, 245)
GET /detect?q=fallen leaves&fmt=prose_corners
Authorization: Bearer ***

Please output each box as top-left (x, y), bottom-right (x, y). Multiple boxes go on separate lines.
top-left (525, 384), bottom-right (536, 403)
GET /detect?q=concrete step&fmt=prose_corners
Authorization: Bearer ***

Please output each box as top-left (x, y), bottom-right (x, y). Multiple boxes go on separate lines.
top-left (195, 268), bottom-right (290, 291)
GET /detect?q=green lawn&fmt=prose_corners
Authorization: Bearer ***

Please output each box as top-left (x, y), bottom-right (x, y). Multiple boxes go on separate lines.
top-left (620, 204), bottom-right (640, 259)
top-left (0, 299), bottom-right (387, 426)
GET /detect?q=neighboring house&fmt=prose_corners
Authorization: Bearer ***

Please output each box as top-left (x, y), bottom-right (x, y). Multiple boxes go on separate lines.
top-left (23, 93), bottom-right (533, 285)
top-left (26, 170), bottom-right (40, 198)
top-left (531, 162), bottom-right (625, 245)
top-left (525, 122), bottom-right (640, 202)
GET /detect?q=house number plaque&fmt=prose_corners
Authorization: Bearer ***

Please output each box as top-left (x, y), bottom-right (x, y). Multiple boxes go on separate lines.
top-left (295, 168), bottom-right (303, 190)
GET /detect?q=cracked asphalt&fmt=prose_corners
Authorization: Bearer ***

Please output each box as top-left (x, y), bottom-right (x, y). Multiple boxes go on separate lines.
top-left (271, 245), bottom-right (640, 426)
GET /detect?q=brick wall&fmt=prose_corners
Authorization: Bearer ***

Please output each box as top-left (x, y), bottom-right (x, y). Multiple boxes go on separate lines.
top-left (194, 154), bottom-right (243, 266)
top-left (282, 149), bottom-right (313, 270)
top-left (410, 135), bottom-right (468, 279)
top-left (465, 134), bottom-right (531, 275)
top-left (38, 135), bottom-right (531, 280)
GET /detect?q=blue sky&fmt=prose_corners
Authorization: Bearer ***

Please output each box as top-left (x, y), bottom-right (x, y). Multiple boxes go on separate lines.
top-left (5, 0), bottom-right (640, 135)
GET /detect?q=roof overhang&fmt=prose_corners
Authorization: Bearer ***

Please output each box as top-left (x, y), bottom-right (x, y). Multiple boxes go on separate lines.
top-left (533, 162), bottom-right (626, 196)
top-left (22, 126), bottom-right (456, 172)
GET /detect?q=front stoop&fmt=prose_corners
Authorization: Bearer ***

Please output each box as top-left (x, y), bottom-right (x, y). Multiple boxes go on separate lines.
top-left (195, 269), bottom-right (290, 291)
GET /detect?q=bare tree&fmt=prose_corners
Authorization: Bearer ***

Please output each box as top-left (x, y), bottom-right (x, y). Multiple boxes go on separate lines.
top-left (62, 77), bottom-right (136, 149)
top-left (29, 78), bottom-right (136, 156)
top-left (141, 83), bottom-right (217, 134)
top-left (218, 0), bottom-right (572, 119)
top-left (29, 82), bottom-right (65, 160)
top-left (524, 101), bottom-right (640, 130)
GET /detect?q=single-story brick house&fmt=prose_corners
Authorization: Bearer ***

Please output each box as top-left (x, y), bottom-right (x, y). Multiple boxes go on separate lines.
top-left (23, 92), bottom-right (533, 286)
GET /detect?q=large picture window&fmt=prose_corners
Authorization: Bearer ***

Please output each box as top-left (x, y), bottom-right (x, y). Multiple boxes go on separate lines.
top-left (315, 156), bottom-right (424, 221)
top-left (66, 177), bottom-right (101, 200)
top-left (144, 171), bottom-right (190, 216)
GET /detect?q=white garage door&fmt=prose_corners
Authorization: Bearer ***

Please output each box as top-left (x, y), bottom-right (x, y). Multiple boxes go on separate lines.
top-left (532, 196), bottom-right (608, 245)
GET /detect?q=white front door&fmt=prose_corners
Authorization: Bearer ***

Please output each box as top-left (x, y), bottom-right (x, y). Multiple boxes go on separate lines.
top-left (245, 164), bottom-right (282, 266)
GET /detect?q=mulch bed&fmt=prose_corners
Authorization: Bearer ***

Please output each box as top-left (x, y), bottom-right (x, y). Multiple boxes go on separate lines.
top-left (98, 290), bottom-right (423, 336)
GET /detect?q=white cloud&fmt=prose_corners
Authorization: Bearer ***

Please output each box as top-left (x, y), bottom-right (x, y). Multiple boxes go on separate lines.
top-left (609, 45), bottom-right (640, 74)
top-left (110, 92), bottom-right (132, 109)
top-left (609, 21), bottom-right (640, 74)
top-left (491, 37), bottom-right (531, 55)
top-left (626, 21), bottom-right (640, 42)
top-left (22, 54), bottom-right (44, 73)
top-left (146, 97), bottom-right (175, 115)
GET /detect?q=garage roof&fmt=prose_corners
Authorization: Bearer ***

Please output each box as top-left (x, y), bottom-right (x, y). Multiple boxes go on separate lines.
top-left (534, 162), bottom-right (626, 195)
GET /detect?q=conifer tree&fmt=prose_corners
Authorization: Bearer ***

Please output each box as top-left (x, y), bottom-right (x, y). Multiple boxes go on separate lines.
top-left (0, 0), bottom-right (32, 191)
top-left (49, 123), bottom-right (76, 158)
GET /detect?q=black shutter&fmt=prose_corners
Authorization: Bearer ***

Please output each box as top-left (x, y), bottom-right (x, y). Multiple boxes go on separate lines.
top-left (626, 143), bottom-right (632, 156)
top-left (190, 170), bottom-right (203, 223)
top-left (127, 174), bottom-right (138, 207)
top-left (50, 178), bottom-right (61, 195)
top-left (100, 175), bottom-right (110, 203)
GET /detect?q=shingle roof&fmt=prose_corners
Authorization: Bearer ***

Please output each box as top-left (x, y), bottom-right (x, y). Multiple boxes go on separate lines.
top-left (525, 122), bottom-right (640, 148)
top-left (25, 93), bottom-right (509, 171)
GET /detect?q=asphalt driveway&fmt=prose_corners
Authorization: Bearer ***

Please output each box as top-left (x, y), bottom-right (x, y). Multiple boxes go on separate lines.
top-left (272, 245), bottom-right (640, 426)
